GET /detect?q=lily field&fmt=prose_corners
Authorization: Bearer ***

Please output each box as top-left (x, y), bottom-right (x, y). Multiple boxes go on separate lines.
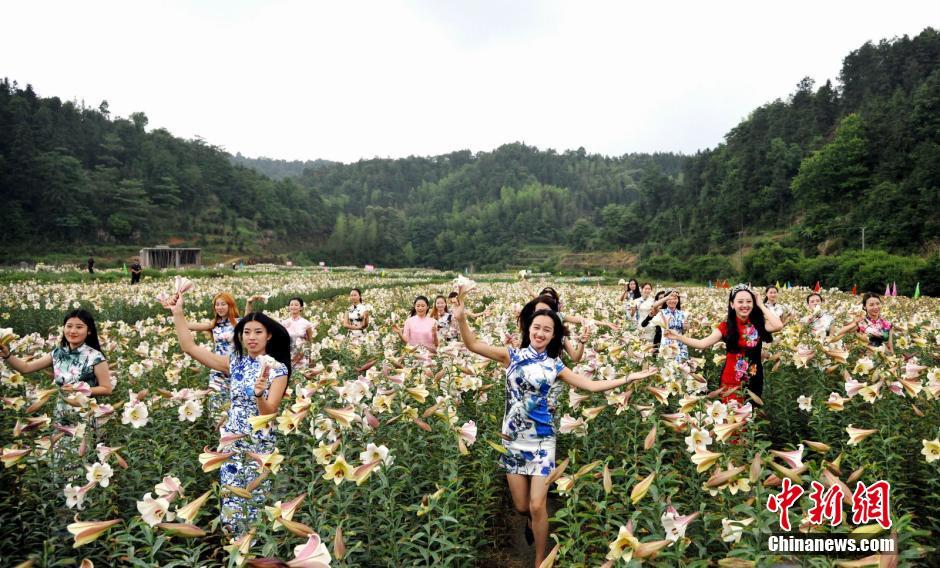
top-left (1, 267), bottom-right (939, 567)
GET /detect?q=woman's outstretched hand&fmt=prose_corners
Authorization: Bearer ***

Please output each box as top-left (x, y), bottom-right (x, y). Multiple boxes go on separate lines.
top-left (627, 367), bottom-right (659, 382)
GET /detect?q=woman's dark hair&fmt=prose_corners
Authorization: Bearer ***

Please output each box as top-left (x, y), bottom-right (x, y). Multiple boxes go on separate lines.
top-left (519, 295), bottom-right (560, 331)
top-left (664, 290), bottom-right (682, 311)
top-left (410, 295), bottom-right (430, 317)
top-left (626, 279), bottom-right (641, 300)
top-left (723, 288), bottom-right (772, 353)
top-left (288, 297), bottom-right (305, 308)
top-left (350, 288), bottom-right (362, 300)
top-left (641, 282), bottom-right (653, 290)
top-left (539, 287), bottom-right (559, 302)
top-left (233, 312), bottom-right (292, 379)
top-left (447, 291), bottom-right (458, 299)
top-left (521, 309), bottom-right (566, 358)
top-left (764, 286), bottom-right (778, 304)
top-left (861, 292), bottom-right (881, 313)
top-left (806, 293), bottom-right (822, 305)
top-left (60, 309), bottom-right (103, 353)
top-left (653, 291), bottom-right (666, 302)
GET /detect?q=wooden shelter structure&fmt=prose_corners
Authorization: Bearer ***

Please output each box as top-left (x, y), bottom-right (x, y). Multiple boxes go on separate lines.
top-left (139, 247), bottom-right (202, 269)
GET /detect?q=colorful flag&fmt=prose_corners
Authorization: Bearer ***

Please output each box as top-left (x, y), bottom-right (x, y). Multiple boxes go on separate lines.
top-left (707, 280), bottom-right (712, 288)
top-left (885, 284), bottom-right (891, 297)
top-left (851, 284), bottom-right (857, 296)
top-left (891, 282), bottom-right (897, 297)
top-left (813, 281), bottom-right (821, 293)
top-left (913, 282), bottom-right (921, 299)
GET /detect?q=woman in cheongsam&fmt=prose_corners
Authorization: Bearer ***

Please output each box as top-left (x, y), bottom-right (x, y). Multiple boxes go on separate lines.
top-left (187, 292), bottom-right (241, 414)
top-left (342, 288), bottom-right (370, 337)
top-left (280, 297), bottom-right (314, 370)
top-left (665, 285), bottom-right (783, 404)
top-left (166, 294), bottom-right (291, 536)
top-left (451, 295), bottom-right (656, 568)
top-left (835, 292), bottom-right (894, 353)
top-left (657, 290), bottom-right (690, 362)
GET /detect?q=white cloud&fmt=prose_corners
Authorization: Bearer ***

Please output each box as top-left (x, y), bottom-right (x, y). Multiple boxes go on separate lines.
top-left (3, 0), bottom-right (937, 162)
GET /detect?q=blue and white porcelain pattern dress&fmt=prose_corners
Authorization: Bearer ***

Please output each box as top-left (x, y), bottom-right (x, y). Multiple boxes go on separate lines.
top-left (500, 346), bottom-right (564, 477)
top-left (218, 353), bottom-right (288, 535)
top-left (208, 318), bottom-right (236, 413)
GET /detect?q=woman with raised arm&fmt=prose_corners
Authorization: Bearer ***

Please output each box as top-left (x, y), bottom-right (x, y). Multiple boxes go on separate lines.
top-left (763, 285), bottom-right (790, 324)
top-left (452, 294), bottom-right (656, 567)
top-left (639, 290), bottom-right (668, 353)
top-left (187, 292), bottom-right (241, 413)
top-left (164, 294), bottom-right (290, 536)
top-left (801, 292), bottom-right (835, 338)
top-left (630, 282), bottom-right (655, 324)
top-left (534, 286), bottom-right (620, 331)
top-left (619, 278), bottom-right (641, 318)
top-left (280, 297), bottom-right (315, 370)
top-left (656, 290), bottom-right (690, 362)
top-left (664, 285), bottom-right (783, 403)
top-left (342, 288), bottom-right (370, 337)
top-left (834, 292), bottom-right (894, 353)
top-left (1, 309), bottom-right (113, 420)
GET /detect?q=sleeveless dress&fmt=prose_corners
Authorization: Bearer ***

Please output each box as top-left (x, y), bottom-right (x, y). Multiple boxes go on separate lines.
top-left (500, 346), bottom-right (564, 477)
top-left (717, 318), bottom-right (767, 403)
top-left (347, 303), bottom-right (369, 337)
top-left (436, 312), bottom-right (459, 342)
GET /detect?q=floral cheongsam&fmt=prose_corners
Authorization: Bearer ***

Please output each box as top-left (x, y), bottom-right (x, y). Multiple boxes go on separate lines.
top-left (219, 353), bottom-right (288, 535)
top-left (858, 317), bottom-right (891, 348)
top-left (51, 343), bottom-right (105, 424)
top-left (436, 312), bottom-right (459, 342)
top-left (500, 346), bottom-right (564, 477)
top-left (718, 318), bottom-right (768, 403)
top-left (51, 343), bottom-right (105, 388)
top-left (347, 303), bottom-right (369, 336)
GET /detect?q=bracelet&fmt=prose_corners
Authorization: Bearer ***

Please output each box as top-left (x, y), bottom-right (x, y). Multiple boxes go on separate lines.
top-left (254, 390), bottom-right (264, 397)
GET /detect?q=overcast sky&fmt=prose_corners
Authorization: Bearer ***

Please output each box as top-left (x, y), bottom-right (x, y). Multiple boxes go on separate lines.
top-left (4, 1), bottom-right (938, 163)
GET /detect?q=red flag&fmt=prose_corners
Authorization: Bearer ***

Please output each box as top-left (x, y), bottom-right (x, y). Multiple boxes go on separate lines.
top-left (851, 284), bottom-right (857, 296)
top-left (813, 281), bottom-right (821, 293)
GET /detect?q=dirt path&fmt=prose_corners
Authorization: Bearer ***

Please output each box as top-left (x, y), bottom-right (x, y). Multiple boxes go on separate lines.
top-left (480, 492), bottom-right (562, 568)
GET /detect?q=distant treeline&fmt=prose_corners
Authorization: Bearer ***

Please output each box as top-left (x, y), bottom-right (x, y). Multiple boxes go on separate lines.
top-left (229, 153), bottom-right (336, 180)
top-left (1, 28), bottom-right (939, 293)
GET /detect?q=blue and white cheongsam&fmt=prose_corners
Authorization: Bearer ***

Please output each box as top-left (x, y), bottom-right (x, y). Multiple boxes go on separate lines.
top-left (500, 346), bottom-right (564, 477)
top-left (658, 307), bottom-right (689, 361)
top-left (208, 318), bottom-right (235, 413)
top-left (219, 353), bottom-right (288, 535)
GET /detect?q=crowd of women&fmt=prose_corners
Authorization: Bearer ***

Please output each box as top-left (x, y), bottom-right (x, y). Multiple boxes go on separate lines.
top-left (0, 277), bottom-right (899, 567)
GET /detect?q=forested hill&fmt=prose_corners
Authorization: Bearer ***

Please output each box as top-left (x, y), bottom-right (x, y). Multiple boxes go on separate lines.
top-left (229, 153), bottom-right (336, 180)
top-left (1, 27), bottom-right (939, 291)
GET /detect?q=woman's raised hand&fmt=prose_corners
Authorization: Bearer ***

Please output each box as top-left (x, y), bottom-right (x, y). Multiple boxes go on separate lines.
top-left (451, 298), bottom-right (468, 322)
top-left (163, 293), bottom-right (183, 315)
